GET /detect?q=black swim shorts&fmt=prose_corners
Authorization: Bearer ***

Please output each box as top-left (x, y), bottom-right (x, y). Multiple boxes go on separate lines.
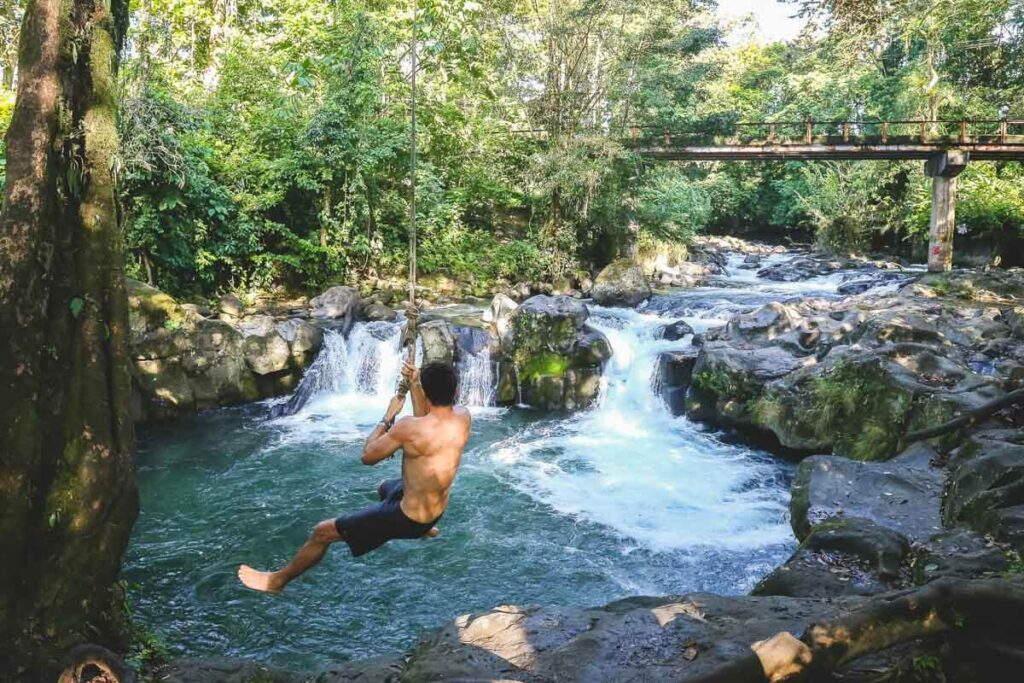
top-left (334, 478), bottom-right (441, 557)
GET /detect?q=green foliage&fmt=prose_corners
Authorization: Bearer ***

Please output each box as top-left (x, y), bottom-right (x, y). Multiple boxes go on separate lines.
top-left (4, 0), bottom-right (1021, 294)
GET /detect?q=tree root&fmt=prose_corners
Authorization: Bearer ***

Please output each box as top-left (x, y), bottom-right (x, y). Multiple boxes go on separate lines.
top-left (904, 388), bottom-right (1024, 444)
top-left (692, 576), bottom-right (1024, 682)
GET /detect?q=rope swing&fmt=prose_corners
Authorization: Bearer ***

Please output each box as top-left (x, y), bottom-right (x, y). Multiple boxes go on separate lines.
top-left (398, 0), bottom-right (419, 398)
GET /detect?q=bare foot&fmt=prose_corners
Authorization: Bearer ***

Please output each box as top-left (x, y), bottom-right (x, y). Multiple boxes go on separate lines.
top-left (238, 564), bottom-right (284, 594)
top-left (421, 526), bottom-right (440, 539)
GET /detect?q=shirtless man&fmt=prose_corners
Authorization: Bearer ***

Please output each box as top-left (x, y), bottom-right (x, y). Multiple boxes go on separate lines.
top-left (238, 360), bottom-right (471, 594)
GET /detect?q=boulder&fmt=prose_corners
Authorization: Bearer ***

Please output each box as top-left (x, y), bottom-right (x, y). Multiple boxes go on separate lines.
top-left (126, 278), bottom-right (186, 336)
top-left (911, 529), bottom-right (1010, 583)
top-left (128, 281), bottom-right (322, 421)
top-left (790, 443), bottom-right (945, 542)
top-left (753, 517), bottom-right (909, 599)
top-left (1005, 306), bottom-right (1024, 340)
top-left (218, 292), bottom-right (244, 321)
top-left (506, 295), bottom-right (610, 410)
top-left (158, 657), bottom-right (301, 683)
top-left (942, 436), bottom-right (1024, 552)
top-left (418, 319), bottom-right (456, 366)
top-left (310, 286), bottom-right (361, 333)
top-left (403, 593), bottom-right (857, 682)
top-left (276, 318), bottom-right (324, 367)
top-left (660, 319), bottom-right (694, 341)
top-left (238, 315), bottom-right (292, 376)
top-left (362, 302), bottom-right (397, 322)
top-left (757, 255), bottom-right (843, 282)
top-left (659, 350), bottom-right (698, 416)
top-left (591, 258), bottom-right (651, 307)
top-left (685, 341), bottom-right (815, 431)
top-left (482, 292), bottom-right (519, 350)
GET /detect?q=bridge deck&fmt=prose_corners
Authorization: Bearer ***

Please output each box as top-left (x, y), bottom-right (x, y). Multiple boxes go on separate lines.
top-left (631, 136), bottom-right (1024, 161)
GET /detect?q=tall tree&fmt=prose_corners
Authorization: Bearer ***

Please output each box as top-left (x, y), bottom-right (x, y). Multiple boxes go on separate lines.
top-left (0, 0), bottom-right (137, 674)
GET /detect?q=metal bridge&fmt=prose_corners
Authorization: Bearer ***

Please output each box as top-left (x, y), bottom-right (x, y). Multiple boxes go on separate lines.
top-left (623, 119), bottom-right (1024, 162)
top-left (515, 119), bottom-right (1024, 272)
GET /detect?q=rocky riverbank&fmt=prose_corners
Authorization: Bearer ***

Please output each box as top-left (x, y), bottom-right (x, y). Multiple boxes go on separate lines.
top-left (126, 242), bottom-right (1024, 681)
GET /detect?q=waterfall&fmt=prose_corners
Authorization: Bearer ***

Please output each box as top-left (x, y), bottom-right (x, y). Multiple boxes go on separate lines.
top-left (457, 344), bottom-right (495, 407)
top-left (275, 319), bottom-right (502, 417)
top-left (273, 321), bottom-right (402, 417)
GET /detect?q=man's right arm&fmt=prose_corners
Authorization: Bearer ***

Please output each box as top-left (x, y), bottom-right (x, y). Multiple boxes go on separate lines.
top-left (403, 361), bottom-right (428, 417)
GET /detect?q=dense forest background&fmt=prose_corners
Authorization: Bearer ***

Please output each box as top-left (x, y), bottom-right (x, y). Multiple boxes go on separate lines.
top-left (0, 0), bottom-right (1021, 298)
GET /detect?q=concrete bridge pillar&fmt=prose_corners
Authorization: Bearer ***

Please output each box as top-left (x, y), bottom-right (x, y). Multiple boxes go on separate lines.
top-left (924, 150), bottom-right (969, 272)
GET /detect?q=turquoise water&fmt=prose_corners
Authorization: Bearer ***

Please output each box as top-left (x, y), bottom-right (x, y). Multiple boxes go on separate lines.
top-left (124, 293), bottom-right (801, 672)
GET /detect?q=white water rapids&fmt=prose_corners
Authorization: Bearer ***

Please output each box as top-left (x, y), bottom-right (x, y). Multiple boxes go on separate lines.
top-left (269, 251), bottom-right (891, 557)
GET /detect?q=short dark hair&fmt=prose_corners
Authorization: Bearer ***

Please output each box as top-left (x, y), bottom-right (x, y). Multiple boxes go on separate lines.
top-left (420, 362), bottom-right (458, 406)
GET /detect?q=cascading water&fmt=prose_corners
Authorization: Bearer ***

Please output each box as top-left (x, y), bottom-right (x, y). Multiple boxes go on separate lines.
top-left (274, 321), bottom-right (404, 418)
top-left (487, 306), bottom-right (792, 553)
top-left (456, 344), bottom-right (495, 407)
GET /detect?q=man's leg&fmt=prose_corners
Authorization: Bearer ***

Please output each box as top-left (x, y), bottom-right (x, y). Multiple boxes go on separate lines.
top-left (238, 519), bottom-right (341, 594)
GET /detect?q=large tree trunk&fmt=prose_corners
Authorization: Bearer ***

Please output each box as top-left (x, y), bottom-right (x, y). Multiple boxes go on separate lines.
top-left (0, 0), bottom-right (137, 674)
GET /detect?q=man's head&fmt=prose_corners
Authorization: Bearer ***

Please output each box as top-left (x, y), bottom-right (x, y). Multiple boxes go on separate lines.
top-left (420, 362), bottom-right (458, 407)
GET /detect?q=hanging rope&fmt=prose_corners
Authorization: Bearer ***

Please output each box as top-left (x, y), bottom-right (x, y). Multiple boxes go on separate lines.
top-left (398, 0), bottom-right (419, 398)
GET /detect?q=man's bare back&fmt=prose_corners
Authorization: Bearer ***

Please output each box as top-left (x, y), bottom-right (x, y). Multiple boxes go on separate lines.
top-left (392, 406), bottom-right (471, 523)
top-left (238, 360), bottom-right (470, 594)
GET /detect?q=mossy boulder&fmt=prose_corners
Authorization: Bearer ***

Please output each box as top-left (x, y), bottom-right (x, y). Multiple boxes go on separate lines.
top-left (754, 356), bottom-right (919, 460)
top-left (591, 258), bottom-right (651, 307)
top-left (942, 436), bottom-right (1024, 550)
top-left (506, 295), bottom-right (610, 410)
top-left (126, 277), bottom-right (189, 336)
top-left (685, 341), bottom-right (811, 429)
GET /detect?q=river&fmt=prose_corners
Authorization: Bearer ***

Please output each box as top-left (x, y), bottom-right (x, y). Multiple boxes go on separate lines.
top-left (123, 252), bottom-right (882, 671)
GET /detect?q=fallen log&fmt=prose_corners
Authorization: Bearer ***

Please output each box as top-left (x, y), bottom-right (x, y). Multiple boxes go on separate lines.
top-left (903, 388), bottom-right (1024, 444)
top-left (691, 576), bottom-right (1024, 683)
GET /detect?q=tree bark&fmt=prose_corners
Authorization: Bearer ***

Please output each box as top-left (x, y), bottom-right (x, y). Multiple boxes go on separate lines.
top-left (0, 0), bottom-right (137, 673)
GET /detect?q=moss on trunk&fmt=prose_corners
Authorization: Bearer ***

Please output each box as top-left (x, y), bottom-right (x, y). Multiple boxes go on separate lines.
top-left (0, 0), bottom-right (137, 672)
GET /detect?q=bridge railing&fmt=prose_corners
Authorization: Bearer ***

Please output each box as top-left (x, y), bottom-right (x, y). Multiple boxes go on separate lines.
top-left (624, 119), bottom-right (1024, 147)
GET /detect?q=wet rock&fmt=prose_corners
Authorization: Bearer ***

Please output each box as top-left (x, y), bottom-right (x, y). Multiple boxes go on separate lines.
top-left (363, 301), bottom-right (398, 322)
top-left (790, 443), bottom-right (945, 542)
top-left (753, 517), bottom-right (908, 598)
top-left (719, 302), bottom-right (805, 344)
top-left (1005, 307), bottom-right (1024, 340)
top-left (685, 341), bottom-right (815, 431)
top-left (757, 255), bottom-right (843, 282)
top-left (659, 350), bottom-right (698, 416)
top-left (660, 319), bottom-right (694, 341)
top-left (418, 319), bottom-right (457, 366)
top-left (158, 657), bottom-right (301, 683)
top-left (506, 296), bottom-right (610, 410)
top-left (592, 258), bottom-right (652, 307)
top-left (312, 656), bottom-right (404, 682)
top-left (403, 593), bottom-right (857, 682)
top-left (310, 286), bottom-right (361, 333)
top-left (128, 281), bottom-right (322, 421)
